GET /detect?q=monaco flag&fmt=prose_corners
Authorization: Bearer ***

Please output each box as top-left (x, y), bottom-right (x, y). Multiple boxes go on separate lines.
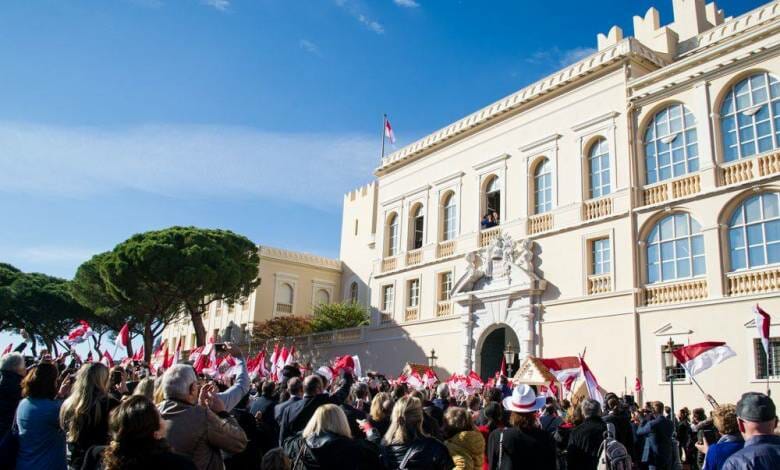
top-left (580, 356), bottom-right (604, 404)
top-left (672, 342), bottom-right (736, 376)
top-left (116, 323), bottom-right (130, 349)
top-left (384, 116), bottom-right (396, 144)
top-left (754, 304), bottom-right (771, 356)
top-left (66, 320), bottom-right (96, 345)
top-left (541, 356), bottom-right (581, 386)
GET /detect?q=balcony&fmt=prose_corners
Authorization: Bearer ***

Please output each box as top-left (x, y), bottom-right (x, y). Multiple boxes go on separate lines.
top-left (436, 301), bottom-right (452, 317)
top-left (587, 274), bottom-right (612, 295)
top-left (527, 213), bottom-right (553, 235)
top-left (275, 302), bottom-right (292, 314)
top-left (582, 197), bottom-right (613, 221)
top-left (404, 307), bottom-right (419, 322)
top-left (381, 256), bottom-right (397, 273)
top-left (406, 249), bottom-right (422, 266)
top-left (437, 240), bottom-right (456, 258)
top-left (479, 226), bottom-right (500, 247)
top-left (727, 266), bottom-right (780, 296)
top-left (642, 174), bottom-right (701, 206)
top-left (641, 279), bottom-right (708, 306)
top-left (721, 150), bottom-right (780, 186)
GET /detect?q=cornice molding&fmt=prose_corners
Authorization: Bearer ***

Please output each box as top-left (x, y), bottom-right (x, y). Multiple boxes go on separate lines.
top-left (433, 171), bottom-right (465, 187)
top-left (571, 111), bottom-right (621, 133)
top-left (472, 153), bottom-right (510, 171)
top-left (259, 245), bottom-right (341, 271)
top-left (519, 133), bottom-right (561, 153)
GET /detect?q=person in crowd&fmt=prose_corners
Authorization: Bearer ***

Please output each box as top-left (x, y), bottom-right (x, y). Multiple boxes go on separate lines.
top-left (486, 384), bottom-right (556, 470)
top-left (59, 362), bottom-right (119, 470)
top-left (260, 448), bottom-right (290, 470)
top-left (283, 403), bottom-right (381, 469)
top-left (443, 406), bottom-right (485, 470)
top-left (367, 391), bottom-right (392, 437)
top-left (251, 380), bottom-right (279, 446)
top-left (539, 399), bottom-right (563, 434)
top-left (475, 388), bottom-right (504, 427)
top-left (278, 370), bottom-right (353, 444)
top-left (694, 404), bottom-right (743, 470)
top-left (433, 383), bottom-right (450, 412)
top-left (567, 399), bottom-right (607, 470)
top-left (353, 382), bottom-right (371, 414)
top-left (274, 378), bottom-right (303, 423)
top-left (692, 407), bottom-right (716, 469)
top-left (364, 395), bottom-right (452, 470)
top-left (603, 394), bottom-right (635, 456)
top-left (158, 364), bottom-right (248, 470)
top-left (0, 352), bottom-right (25, 438)
top-left (342, 385), bottom-right (369, 439)
top-left (721, 392), bottom-right (780, 470)
top-left (491, 210), bottom-right (500, 226)
top-left (222, 392), bottom-right (261, 470)
top-left (476, 402), bottom-right (503, 470)
top-left (80, 395), bottom-right (196, 470)
top-left (559, 399), bottom-right (571, 420)
top-left (481, 213), bottom-right (493, 229)
top-left (676, 407), bottom-right (693, 467)
top-left (637, 401), bottom-right (675, 470)
top-left (108, 367), bottom-right (130, 403)
top-left (15, 362), bottom-right (68, 470)
top-left (214, 344), bottom-right (251, 412)
top-left (131, 377), bottom-right (155, 402)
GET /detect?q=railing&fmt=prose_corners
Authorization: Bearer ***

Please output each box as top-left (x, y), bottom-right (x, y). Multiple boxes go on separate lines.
top-left (582, 197), bottom-right (613, 221)
top-left (527, 213), bottom-right (553, 235)
top-left (311, 332), bottom-right (332, 345)
top-left (757, 151), bottom-right (780, 177)
top-left (641, 279), bottom-right (708, 306)
top-left (642, 183), bottom-right (669, 205)
top-left (275, 303), bottom-right (292, 314)
top-left (380, 312), bottom-right (392, 323)
top-left (727, 267), bottom-right (780, 296)
top-left (671, 174), bottom-right (701, 199)
top-left (381, 257), bottom-right (397, 273)
top-left (587, 274), bottom-right (612, 295)
top-left (436, 301), bottom-right (452, 317)
top-left (404, 307), bottom-right (419, 322)
top-left (335, 328), bottom-right (362, 342)
top-left (721, 150), bottom-right (780, 186)
top-left (479, 227), bottom-right (500, 247)
top-left (406, 249), bottom-right (422, 266)
top-left (437, 240), bottom-right (456, 258)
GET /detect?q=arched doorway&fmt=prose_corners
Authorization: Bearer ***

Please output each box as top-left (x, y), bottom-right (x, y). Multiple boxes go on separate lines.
top-left (477, 325), bottom-right (519, 380)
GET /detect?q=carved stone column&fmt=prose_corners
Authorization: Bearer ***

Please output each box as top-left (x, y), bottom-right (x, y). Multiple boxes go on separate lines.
top-left (461, 311), bottom-right (474, 374)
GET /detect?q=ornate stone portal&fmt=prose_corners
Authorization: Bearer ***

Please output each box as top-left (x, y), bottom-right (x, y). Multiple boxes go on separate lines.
top-left (450, 234), bottom-right (547, 375)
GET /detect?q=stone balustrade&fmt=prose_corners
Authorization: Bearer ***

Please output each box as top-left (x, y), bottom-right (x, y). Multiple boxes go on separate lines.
top-left (436, 301), bottom-right (452, 317)
top-left (405, 307), bottom-right (419, 322)
top-left (479, 226), bottom-right (500, 247)
top-left (381, 256), bottom-right (397, 273)
top-left (587, 273), bottom-right (612, 295)
top-left (641, 278), bottom-right (708, 306)
top-left (671, 174), bottom-right (701, 199)
top-left (642, 183), bottom-right (669, 205)
top-left (582, 197), bottom-right (613, 221)
top-left (406, 249), bottom-right (422, 266)
top-left (437, 240), bottom-right (456, 258)
top-left (727, 267), bottom-right (780, 296)
top-left (721, 159), bottom-right (754, 185)
top-left (721, 150), bottom-right (780, 186)
top-left (527, 213), bottom-right (553, 235)
top-left (275, 302), bottom-right (292, 314)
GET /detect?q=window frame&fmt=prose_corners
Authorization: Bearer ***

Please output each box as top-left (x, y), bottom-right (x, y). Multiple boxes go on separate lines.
top-left (587, 138), bottom-right (611, 199)
top-left (727, 192), bottom-right (780, 272)
top-left (381, 284), bottom-right (395, 314)
top-left (386, 212), bottom-right (400, 257)
top-left (533, 158), bottom-right (553, 214)
top-left (441, 192), bottom-right (458, 242)
top-left (591, 237), bottom-right (611, 275)
top-left (720, 72), bottom-right (780, 162)
top-left (645, 213), bottom-right (706, 284)
top-left (407, 278), bottom-right (420, 308)
top-left (643, 103), bottom-right (700, 185)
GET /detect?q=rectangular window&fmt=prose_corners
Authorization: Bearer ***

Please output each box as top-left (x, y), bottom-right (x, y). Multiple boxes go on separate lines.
top-left (755, 337), bottom-right (780, 379)
top-left (591, 238), bottom-right (611, 275)
top-left (439, 271), bottom-right (453, 301)
top-left (407, 279), bottom-right (420, 308)
top-left (661, 343), bottom-right (687, 382)
top-left (382, 285), bottom-right (394, 313)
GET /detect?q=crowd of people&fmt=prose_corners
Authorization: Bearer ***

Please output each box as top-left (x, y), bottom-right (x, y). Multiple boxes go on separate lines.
top-left (0, 344), bottom-right (778, 470)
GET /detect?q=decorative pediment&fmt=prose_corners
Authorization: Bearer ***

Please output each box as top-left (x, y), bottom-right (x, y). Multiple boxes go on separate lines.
top-left (450, 234), bottom-right (546, 302)
top-left (514, 356), bottom-right (556, 385)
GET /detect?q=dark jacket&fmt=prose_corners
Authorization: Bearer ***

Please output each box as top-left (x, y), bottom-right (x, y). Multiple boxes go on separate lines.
top-left (223, 406), bottom-right (262, 470)
top-left (487, 426), bottom-right (556, 470)
top-left (274, 396), bottom-right (301, 422)
top-left (249, 395), bottom-right (278, 449)
top-left (66, 395), bottom-right (120, 470)
top-left (603, 409), bottom-right (635, 455)
top-left (283, 431), bottom-right (382, 469)
top-left (371, 433), bottom-right (453, 470)
top-left (705, 434), bottom-right (744, 470)
top-left (278, 372), bottom-right (353, 444)
top-left (637, 415), bottom-right (675, 470)
top-left (80, 443), bottom-right (197, 470)
top-left (0, 370), bottom-right (22, 437)
top-left (341, 403), bottom-right (367, 439)
top-left (721, 434), bottom-right (780, 470)
top-left (567, 416), bottom-right (607, 470)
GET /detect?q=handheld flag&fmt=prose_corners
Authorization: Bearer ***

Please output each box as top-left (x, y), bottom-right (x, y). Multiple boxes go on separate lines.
top-left (580, 356), bottom-right (604, 404)
top-left (1, 344), bottom-right (12, 355)
top-left (66, 320), bottom-right (96, 345)
top-left (672, 341), bottom-right (736, 377)
top-left (754, 304), bottom-right (771, 356)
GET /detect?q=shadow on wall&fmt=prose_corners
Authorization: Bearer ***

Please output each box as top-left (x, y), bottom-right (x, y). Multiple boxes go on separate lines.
top-left (534, 241), bottom-right (561, 301)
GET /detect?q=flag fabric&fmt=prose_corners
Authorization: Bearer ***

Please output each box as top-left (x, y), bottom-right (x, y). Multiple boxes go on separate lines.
top-left (548, 380), bottom-right (559, 398)
top-left (672, 341), bottom-right (736, 377)
top-left (132, 345), bottom-right (144, 362)
top-left (384, 116), bottom-right (396, 144)
top-left (352, 355), bottom-right (362, 379)
top-left (754, 304), bottom-right (771, 356)
top-left (423, 368), bottom-right (438, 389)
top-left (276, 346), bottom-right (289, 375)
top-left (540, 356), bottom-right (581, 385)
top-left (117, 323), bottom-right (130, 349)
top-left (65, 320), bottom-right (96, 345)
top-left (170, 337), bottom-right (183, 367)
top-left (1, 344), bottom-right (12, 355)
top-left (269, 344), bottom-right (280, 380)
top-left (101, 351), bottom-right (114, 367)
top-left (285, 345), bottom-right (296, 367)
top-left (496, 356), bottom-right (507, 378)
top-left (332, 355), bottom-right (355, 376)
top-left (580, 356), bottom-right (604, 404)
top-left (635, 377), bottom-right (642, 392)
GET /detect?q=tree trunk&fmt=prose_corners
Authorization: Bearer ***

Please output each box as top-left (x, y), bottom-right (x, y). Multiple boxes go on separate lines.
top-left (125, 336), bottom-right (134, 358)
top-left (29, 335), bottom-right (37, 357)
top-left (191, 310), bottom-right (206, 347)
top-left (92, 335), bottom-right (102, 356)
top-left (144, 319), bottom-right (153, 363)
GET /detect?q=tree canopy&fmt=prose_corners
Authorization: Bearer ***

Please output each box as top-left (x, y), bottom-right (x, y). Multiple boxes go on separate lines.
top-left (252, 316), bottom-right (312, 342)
top-left (310, 302), bottom-right (369, 333)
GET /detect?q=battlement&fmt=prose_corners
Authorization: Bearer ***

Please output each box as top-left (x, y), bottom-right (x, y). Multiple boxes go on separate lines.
top-left (344, 181), bottom-right (377, 203)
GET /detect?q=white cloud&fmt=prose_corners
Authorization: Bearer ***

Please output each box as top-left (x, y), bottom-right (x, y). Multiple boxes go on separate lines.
top-left (357, 14), bottom-right (385, 34)
top-left (202, 0), bottom-right (230, 11)
top-left (394, 0), bottom-right (420, 8)
top-left (334, 0), bottom-right (385, 35)
top-left (299, 39), bottom-right (322, 56)
top-left (0, 122), bottom-right (377, 210)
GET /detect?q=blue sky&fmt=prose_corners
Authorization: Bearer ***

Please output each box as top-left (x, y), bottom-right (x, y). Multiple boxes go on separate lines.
top-left (0, 0), bottom-right (767, 282)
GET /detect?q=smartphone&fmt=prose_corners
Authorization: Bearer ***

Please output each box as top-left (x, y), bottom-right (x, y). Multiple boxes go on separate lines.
top-left (214, 343), bottom-right (227, 352)
top-left (699, 429), bottom-right (717, 445)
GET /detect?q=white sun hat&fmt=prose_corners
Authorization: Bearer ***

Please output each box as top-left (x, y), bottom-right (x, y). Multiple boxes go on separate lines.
top-left (502, 384), bottom-right (546, 413)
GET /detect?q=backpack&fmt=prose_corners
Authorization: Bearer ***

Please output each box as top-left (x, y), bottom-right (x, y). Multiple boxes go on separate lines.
top-left (597, 423), bottom-right (632, 470)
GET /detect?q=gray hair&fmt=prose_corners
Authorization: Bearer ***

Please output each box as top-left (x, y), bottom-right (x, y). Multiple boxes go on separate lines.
top-left (581, 399), bottom-right (602, 418)
top-left (161, 364), bottom-right (197, 401)
top-left (436, 383), bottom-right (450, 399)
top-left (0, 353), bottom-right (24, 373)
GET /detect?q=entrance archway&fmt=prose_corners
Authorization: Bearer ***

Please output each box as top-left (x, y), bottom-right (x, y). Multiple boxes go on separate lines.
top-left (476, 324), bottom-right (519, 380)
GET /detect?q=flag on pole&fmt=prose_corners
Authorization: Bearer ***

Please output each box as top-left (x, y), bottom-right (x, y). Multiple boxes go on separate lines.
top-left (580, 356), bottom-right (604, 404)
top-left (269, 343), bottom-right (280, 381)
top-left (101, 351), bottom-right (114, 367)
top-left (116, 323), bottom-right (130, 349)
top-left (634, 377), bottom-right (642, 392)
top-left (540, 356), bottom-right (582, 385)
top-left (132, 345), bottom-right (144, 362)
top-left (169, 337), bottom-right (183, 367)
top-left (672, 341), bottom-right (736, 376)
top-left (276, 346), bottom-right (289, 374)
top-left (285, 345), bottom-right (296, 367)
top-left (1, 344), bottom-right (12, 355)
top-left (384, 116), bottom-right (396, 144)
top-left (496, 356), bottom-right (507, 378)
top-left (754, 304), bottom-right (771, 356)
top-left (65, 320), bottom-right (96, 345)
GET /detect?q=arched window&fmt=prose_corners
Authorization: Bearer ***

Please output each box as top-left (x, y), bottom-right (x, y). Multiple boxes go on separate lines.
top-left (277, 282), bottom-right (294, 304)
top-left (410, 204), bottom-right (424, 250)
top-left (315, 289), bottom-right (330, 306)
top-left (588, 138), bottom-right (611, 199)
top-left (721, 72), bottom-right (780, 162)
top-left (386, 213), bottom-right (399, 256)
top-left (644, 104), bottom-right (699, 184)
top-left (646, 213), bottom-right (705, 284)
top-left (483, 176), bottom-right (501, 224)
top-left (441, 192), bottom-right (457, 241)
top-left (728, 192), bottom-right (780, 271)
top-left (349, 282), bottom-right (359, 303)
top-left (534, 158), bottom-right (552, 214)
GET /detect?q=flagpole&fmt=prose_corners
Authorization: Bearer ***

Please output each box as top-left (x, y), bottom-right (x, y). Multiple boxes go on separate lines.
top-left (766, 352), bottom-right (771, 397)
top-left (680, 362), bottom-right (719, 408)
top-left (381, 114), bottom-right (387, 160)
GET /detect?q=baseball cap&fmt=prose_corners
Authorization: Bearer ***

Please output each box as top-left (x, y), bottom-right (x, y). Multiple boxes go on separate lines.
top-left (735, 392), bottom-right (777, 422)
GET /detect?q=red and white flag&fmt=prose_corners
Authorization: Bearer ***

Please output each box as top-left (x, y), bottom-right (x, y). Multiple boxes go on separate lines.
top-left (169, 337), bottom-right (183, 367)
top-left (540, 356), bottom-right (581, 385)
top-left (285, 345), bottom-right (296, 367)
top-left (672, 341), bottom-right (736, 376)
top-left (116, 323), bottom-right (130, 349)
top-left (101, 350), bottom-right (114, 367)
top-left (754, 304), bottom-right (771, 356)
top-left (580, 356), bottom-right (604, 404)
top-left (269, 343), bottom-right (280, 380)
top-left (384, 116), bottom-right (396, 144)
top-left (132, 345), bottom-right (144, 362)
top-left (496, 356), bottom-right (507, 378)
top-left (1, 344), bottom-right (12, 355)
top-left (634, 377), bottom-right (642, 392)
top-left (66, 320), bottom-right (96, 345)
top-left (276, 346), bottom-right (289, 373)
